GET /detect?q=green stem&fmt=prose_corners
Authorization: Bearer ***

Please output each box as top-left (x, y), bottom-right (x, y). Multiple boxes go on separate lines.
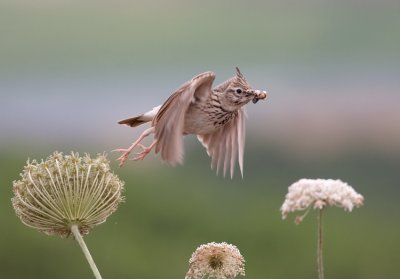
top-left (317, 209), bottom-right (324, 279)
top-left (70, 224), bottom-right (102, 279)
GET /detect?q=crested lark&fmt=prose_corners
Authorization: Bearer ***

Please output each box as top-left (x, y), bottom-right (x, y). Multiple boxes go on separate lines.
top-left (115, 67), bottom-right (267, 178)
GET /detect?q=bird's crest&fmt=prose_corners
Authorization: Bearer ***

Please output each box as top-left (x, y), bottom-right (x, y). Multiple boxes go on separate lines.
top-left (233, 67), bottom-right (251, 90)
top-left (236, 67), bottom-right (244, 79)
top-left (214, 67), bottom-right (250, 92)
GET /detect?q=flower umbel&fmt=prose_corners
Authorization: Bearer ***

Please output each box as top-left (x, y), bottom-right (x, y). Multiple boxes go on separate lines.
top-left (185, 242), bottom-right (245, 279)
top-left (281, 179), bottom-right (364, 279)
top-left (280, 178), bottom-right (364, 222)
top-left (12, 151), bottom-right (125, 237)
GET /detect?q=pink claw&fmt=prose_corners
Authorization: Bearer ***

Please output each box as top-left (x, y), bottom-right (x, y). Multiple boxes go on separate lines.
top-left (113, 126), bottom-right (156, 167)
top-left (112, 149), bottom-right (132, 167)
top-left (132, 142), bottom-right (157, 161)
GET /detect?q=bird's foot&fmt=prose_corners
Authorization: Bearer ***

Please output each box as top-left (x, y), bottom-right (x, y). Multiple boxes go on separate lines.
top-left (132, 143), bottom-right (155, 161)
top-left (114, 127), bottom-right (156, 167)
top-left (113, 148), bottom-right (134, 167)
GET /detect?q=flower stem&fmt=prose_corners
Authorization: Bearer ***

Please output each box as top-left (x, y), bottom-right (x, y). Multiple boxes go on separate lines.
top-left (317, 209), bottom-right (324, 279)
top-left (70, 224), bottom-right (102, 279)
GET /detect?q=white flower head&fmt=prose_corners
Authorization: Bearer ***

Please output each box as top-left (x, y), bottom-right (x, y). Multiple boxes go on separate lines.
top-left (186, 242), bottom-right (245, 279)
top-left (12, 151), bottom-right (125, 237)
top-left (281, 178), bottom-right (364, 223)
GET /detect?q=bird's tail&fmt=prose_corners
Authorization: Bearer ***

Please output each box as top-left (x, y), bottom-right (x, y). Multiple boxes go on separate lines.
top-left (118, 105), bottom-right (161, 128)
top-left (118, 116), bottom-right (149, 127)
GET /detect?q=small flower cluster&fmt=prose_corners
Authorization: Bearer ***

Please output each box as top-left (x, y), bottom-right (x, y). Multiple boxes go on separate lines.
top-left (186, 242), bottom-right (245, 279)
top-left (281, 178), bottom-right (364, 222)
top-left (12, 151), bottom-right (124, 237)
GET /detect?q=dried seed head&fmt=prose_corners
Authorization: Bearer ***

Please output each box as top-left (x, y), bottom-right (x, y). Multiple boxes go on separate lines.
top-left (281, 178), bottom-right (364, 223)
top-left (185, 242), bottom-right (245, 279)
top-left (12, 151), bottom-right (124, 237)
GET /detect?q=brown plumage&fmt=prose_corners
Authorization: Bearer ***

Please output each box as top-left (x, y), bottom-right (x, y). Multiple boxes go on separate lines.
top-left (115, 67), bottom-right (267, 178)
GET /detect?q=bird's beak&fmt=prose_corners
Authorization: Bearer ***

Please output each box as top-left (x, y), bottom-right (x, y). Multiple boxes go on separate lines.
top-left (251, 89), bottom-right (267, 104)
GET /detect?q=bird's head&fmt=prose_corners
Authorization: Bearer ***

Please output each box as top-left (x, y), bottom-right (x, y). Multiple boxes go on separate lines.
top-left (214, 67), bottom-right (267, 111)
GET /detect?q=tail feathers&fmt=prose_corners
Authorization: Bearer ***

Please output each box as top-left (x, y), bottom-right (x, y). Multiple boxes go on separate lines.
top-left (118, 105), bottom-right (162, 128)
top-left (118, 116), bottom-right (149, 127)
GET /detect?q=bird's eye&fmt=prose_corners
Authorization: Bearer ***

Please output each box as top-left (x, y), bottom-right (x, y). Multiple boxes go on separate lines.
top-left (236, 89), bottom-right (242, 94)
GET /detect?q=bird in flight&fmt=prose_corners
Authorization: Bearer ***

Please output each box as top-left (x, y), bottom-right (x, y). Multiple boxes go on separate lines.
top-left (115, 67), bottom-right (267, 178)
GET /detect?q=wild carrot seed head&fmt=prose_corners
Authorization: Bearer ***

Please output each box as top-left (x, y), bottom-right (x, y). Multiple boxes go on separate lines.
top-left (12, 151), bottom-right (124, 237)
top-left (186, 242), bottom-right (245, 279)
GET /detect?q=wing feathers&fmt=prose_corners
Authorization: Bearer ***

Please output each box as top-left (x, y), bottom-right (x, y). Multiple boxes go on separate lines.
top-left (230, 126), bottom-right (238, 178)
top-left (237, 109), bottom-right (245, 178)
top-left (153, 72), bottom-right (215, 165)
top-left (197, 107), bottom-right (246, 178)
top-left (223, 130), bottom-right (231, 177)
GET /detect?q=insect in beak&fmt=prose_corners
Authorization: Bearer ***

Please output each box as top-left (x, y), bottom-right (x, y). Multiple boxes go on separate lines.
top-left (252, 90), bottom-right (267, 104)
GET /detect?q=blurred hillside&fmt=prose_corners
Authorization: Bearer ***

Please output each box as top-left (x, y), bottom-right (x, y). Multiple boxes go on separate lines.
top-left (1, 1), bottom-right (399, 278)
top-left (1, 0), bottom-right (400, 156)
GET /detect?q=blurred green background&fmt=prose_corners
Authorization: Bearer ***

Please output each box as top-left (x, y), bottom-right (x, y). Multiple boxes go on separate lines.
top-left (1, 1), bottom-right (399, 278)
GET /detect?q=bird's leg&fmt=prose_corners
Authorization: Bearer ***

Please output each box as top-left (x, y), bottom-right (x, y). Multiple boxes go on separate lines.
top-left (132, 141), bottom-right (157, 161)
top-left (114, 127), bottom-right (155, 166)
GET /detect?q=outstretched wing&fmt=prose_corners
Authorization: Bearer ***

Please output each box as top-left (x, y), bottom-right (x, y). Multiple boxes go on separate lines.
top-left (153, 71), bottom-right (215, 165)
top-left (197, 107), bottom-right (246, 178)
